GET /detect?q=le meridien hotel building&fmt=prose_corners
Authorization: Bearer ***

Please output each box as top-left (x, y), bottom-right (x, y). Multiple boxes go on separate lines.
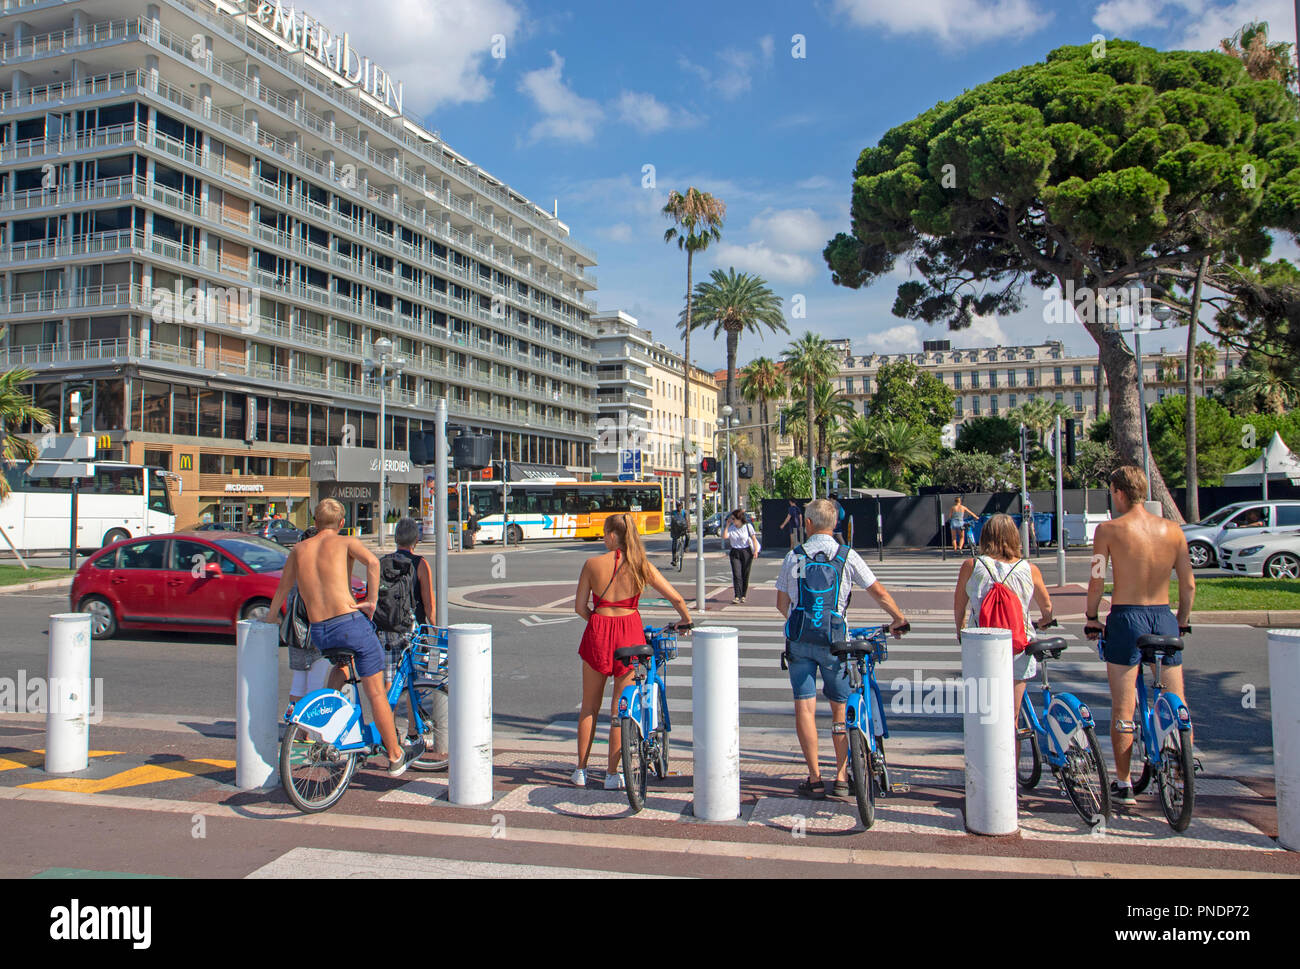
top-left (0, 0), bottom-right (598, 530)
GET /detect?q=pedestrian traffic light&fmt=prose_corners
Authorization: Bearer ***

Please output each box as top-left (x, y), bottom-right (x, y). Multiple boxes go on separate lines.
top-left (737, 462), bottom-right (753, 479)
top-left (1065, 417), bottom-right (1077, 466)
top-left (700, 457), bottom-right (719, 474)
top-left (817, 466), bottom-right (827, 478)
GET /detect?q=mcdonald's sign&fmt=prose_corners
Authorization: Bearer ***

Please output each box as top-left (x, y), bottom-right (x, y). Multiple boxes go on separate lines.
top-left (96, 435), bottom-right (112, 450)
top-left (179, 454), bottom-right (194, 471)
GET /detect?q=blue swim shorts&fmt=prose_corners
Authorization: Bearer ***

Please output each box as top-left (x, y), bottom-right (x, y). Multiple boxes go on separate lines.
top-left (309, 611), bottom-right (385, 679)
top-left (1102, 605), bottom-right (1183, 667)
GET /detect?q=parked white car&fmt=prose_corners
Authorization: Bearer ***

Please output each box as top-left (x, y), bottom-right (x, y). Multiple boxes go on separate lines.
top-left (1217, 530), bottom-right (1300, 578)
top-left (1182, 500), bottom-right (1300, 568)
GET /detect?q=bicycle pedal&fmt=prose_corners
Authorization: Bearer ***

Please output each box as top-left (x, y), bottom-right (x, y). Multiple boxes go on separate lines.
top-left (1192, 756), bottom-right (1204, 775)
top-left (887, 782), bottom-right (909, 794)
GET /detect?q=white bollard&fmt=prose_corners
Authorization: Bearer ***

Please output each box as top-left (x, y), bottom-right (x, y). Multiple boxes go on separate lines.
top-left (235, 619), bottom-right (280, 790)
top-left (692, 625), bottom-right (740, 821)
top-left (45, 613), bottom-right (92, 774)
top-left (960, 626), bottom-right (1017, 835)
top-left (1268, 628), bottom-right (1300, 851)
top-left (448, 623), bottom-right (493, 805)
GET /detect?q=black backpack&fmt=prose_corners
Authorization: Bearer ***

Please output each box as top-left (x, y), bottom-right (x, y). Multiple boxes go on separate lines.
top-left (279, 587), bottom-right (311, 650)
top-left (373, 553), bottom-right (418, 633)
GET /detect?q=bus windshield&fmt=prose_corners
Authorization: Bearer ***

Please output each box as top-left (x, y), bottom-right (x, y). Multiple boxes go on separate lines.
top-left (148, 468), bottom-right (173, 515)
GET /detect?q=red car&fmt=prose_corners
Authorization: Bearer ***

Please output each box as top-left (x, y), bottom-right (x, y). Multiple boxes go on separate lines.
top-left (71, 531), bottom-right (366, 639)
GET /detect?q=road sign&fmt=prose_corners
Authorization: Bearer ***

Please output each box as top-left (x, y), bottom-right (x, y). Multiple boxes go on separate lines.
top-left (620, 449), bottom-right (641, 476)
top-left (617, 473), bottom-right (634, 481)
top-left (37, 435), bottom-right (94, 461)
top-left (708, 481), bottom-right (719, 492)
top-left (26, 462), bottom-right (95, 479)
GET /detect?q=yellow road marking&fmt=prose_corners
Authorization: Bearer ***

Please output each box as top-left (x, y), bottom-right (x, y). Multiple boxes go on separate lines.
top-left (0, 750), bottom-right (120, 772)
top-left (20, 758), bottom-right (232, 793)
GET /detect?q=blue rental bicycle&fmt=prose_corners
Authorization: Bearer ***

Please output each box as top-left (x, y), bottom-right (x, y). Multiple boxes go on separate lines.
top-left (1016, 622), bottom-right (1111, 826)
top-left (833, 622), bottom-right (909, 829)
top-left (615, 622), bottom-right (689, 812)
top-left (1093, 629), bottom-right (1196, 831)
top-left (280, 624), bottom-right (449, 813)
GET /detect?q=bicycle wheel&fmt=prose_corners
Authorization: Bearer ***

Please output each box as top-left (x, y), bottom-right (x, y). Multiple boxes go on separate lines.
top-left (280, 723), bottom-right (357, 813)
top-left (872, 736), bottom-right (890, 796)
top-left (620, 716), bottom-right (648, 813)
top-left (652, 689), bottom-right (671, 778)
top-left (1061, 725), bottom-right (1111, 826)
top-left (1131, 720), bottom-right (1152, 794)
top-left (403, 680), bottom-right (449, 771)
top-left (1156, 728), bottom-right (1195, 832)
top-left (1017, 706), bottom-right (1042, 790)
top-left (849, 729), bottom-right (876, 829)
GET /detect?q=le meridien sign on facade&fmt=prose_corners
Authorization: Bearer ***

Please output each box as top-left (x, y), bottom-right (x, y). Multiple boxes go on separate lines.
top-left (239, 0), bottom-right (405, 115)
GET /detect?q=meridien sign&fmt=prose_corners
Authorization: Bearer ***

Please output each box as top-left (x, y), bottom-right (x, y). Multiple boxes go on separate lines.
top-left (242, 1), bottom-right (404, 115)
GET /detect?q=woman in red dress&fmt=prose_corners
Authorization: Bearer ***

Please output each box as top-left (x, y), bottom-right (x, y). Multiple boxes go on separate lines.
top-left (573, 513), bottom-right (691, 789)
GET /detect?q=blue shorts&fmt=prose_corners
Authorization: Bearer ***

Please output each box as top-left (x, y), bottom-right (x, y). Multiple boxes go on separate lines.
top-left (786, 640), bottom-right (850, 703)
top-left (1103, 605), bottom-right (1183, 667)
top-left (309, 611), bottom-right (385, 679)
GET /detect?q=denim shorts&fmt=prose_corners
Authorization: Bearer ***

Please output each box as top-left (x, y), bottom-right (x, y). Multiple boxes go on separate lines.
top-left (1103, 605), bottom-right (1183, 667)
top-left (786, 640), bottom-right (850, 703)
top-left (309, 611), bottom-right (385, 679)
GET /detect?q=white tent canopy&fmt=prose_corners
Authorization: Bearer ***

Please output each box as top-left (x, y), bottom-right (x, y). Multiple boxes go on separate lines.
top-left (1222, 432), bottom-right (1300, 486)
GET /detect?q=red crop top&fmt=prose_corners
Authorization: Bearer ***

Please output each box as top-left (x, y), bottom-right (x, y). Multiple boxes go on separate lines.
top-left (592, 549), bottom-right (641, 609)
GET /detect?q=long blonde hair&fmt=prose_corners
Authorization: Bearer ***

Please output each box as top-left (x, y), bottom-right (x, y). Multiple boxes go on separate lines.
top-left (604, 513), bottom-right (649, 591)
top-left (979, 513), bottom-right (1022, 561)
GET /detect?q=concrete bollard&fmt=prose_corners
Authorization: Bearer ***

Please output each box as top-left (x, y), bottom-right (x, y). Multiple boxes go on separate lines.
top-left (45, 613), bottom-right (92, 774)
top-left (1268, 628), bottom-right (1300, 851)
top-left (235, 619), bottom-right (280, 790)
top-left (448, 623), bottom-right (493, 805)
top-left (960, 626), bottom-right (1016, 835)
top-left (692, 625), bottom-right (740, 821)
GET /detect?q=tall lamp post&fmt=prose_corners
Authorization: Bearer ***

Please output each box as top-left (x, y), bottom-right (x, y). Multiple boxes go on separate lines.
top-left (686, 447), bottom-right (706, 610)
top-left (366, 336), bottom-right (405, 548)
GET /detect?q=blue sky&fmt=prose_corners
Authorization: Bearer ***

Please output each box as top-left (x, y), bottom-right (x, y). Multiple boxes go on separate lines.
top-left (311, 0), bottom-right (1300, 368)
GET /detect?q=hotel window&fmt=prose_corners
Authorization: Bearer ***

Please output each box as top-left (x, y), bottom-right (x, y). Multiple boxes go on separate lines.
top-left (1026, 368), bottom-right (1035, 386)
top-left (1055, 392), bottom-right (1064, 404)
top-left (1073, 366), bottom-right (1082, 383)
top-left (954, 372), bottom-right (962, 389)
top-left (972, 397), bottom-right (981, 416)
top-left (1008, 369), bottom-right (1017, 387)
top-left (1009, 394), bottom-right (1017, 409)
top-left (1053, 367), bottom-right (1063, 386)
top-left (971, 372), bottom-right (980, 389)
top-left (1074, 392), bottom-right (1084, 411)
top-left (955, 398), bottom-right (963, 417)
top-left (989, 371), bottom-right (998, 388)
top-left (990, 395), bottom-right (999, 415)
top-left (846, 377), bottom-right (855, 394)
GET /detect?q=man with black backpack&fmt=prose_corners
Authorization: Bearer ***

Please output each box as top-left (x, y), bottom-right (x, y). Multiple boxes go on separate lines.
top-left (374, 517), bottom-right (435, 683)
top-left (775, 498), bottom-right (909, 800)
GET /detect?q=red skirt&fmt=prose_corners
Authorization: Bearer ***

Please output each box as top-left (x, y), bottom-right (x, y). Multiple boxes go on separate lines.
top-left (579, 612), bottom-right (646, 678)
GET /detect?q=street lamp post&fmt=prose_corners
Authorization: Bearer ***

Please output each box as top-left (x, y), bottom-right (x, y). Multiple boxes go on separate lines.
top-left (367, 336), bottom-right (404, 548)
top-left (687, 447), bottom-right (706, 611)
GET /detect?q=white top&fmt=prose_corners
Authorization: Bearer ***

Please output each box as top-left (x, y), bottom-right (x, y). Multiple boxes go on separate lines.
top-left (725, 521), bottom-right (757, 550)
top-left (965, 556), bottom-right (1035, 640)
top-left (776, 534), bottom-right (878, 615)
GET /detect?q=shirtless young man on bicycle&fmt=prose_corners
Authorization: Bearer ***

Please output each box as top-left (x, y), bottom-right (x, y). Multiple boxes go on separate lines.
top-left (265, 498), bottom-right (424, 776)
top-left (1084, 466), bottom-right (1195, 805)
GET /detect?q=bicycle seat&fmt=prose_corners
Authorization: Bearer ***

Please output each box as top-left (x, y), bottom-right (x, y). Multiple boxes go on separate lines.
top-left (319, 648), bottom-right (357, 666)
top-left (1136, 635), bottom-right (1183, 652)
top-left (830, 639), bottom-right (879, 660)
top-left (614, 645), bottom-right (654, 663)
top-left (1024, 636), bottom-right (1067, 658)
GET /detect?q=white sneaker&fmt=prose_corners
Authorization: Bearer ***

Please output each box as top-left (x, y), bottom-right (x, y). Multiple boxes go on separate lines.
top-left (571, 768), bottom-right (587, 787)
top-left (604, 772), bottom-right (624, 790)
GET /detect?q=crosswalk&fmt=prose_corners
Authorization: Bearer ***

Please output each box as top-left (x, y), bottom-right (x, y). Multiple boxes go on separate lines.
top-left (649, 616), bottom-right (1115, 732)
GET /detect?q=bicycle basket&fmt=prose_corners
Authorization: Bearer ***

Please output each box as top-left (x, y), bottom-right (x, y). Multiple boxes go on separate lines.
top-left (410, 625), bottom-right (448, 674)
top-left (650, 631), bottom-right (678, 662)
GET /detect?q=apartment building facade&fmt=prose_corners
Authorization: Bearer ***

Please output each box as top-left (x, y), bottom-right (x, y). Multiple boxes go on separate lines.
top-left (1, 0), bottom-right (598, 530)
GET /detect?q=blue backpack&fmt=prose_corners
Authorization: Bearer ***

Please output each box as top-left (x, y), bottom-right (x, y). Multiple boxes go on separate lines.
top-left (783, 543), bottom-right (851, 657)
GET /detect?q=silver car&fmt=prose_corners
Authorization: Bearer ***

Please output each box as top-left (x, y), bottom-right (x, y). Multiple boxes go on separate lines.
top-left (1181, 500), bottom-right (1300, 568)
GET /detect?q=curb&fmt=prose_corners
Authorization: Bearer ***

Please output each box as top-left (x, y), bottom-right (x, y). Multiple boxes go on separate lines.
top-left (0, 577), bottom-right (73, 595)
top-left (1189, 610), bottom-right (1300, 627)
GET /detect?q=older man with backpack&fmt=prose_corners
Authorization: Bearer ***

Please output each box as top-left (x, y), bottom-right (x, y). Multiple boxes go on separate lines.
top-left (776, 498), bottom-right (910, 799)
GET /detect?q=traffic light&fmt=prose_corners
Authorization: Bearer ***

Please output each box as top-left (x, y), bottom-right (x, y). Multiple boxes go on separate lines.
top-left (1065, 418), bottom-right (1077, 466)
top-left (700, 457), bottom-right (720, 474)
top-left (1019, 425), bottom-right (1031, 465)
top-left (817, 466), bottom-right (827, 478)
top-left (737, 462), bottom-right (753, 479)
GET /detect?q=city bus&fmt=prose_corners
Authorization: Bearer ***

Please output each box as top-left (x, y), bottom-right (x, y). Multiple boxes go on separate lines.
top-left (447, 479), bottom-right (664, 544)
top-left (0, 463), bottom-right (176, 554)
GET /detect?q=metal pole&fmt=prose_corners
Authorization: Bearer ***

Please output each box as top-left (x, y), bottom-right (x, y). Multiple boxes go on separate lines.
top-left (1055, 414), bottom-right (1066, 586)
top-left (1269, 627), bottom-right (1300, 850)
top-left (1019, 424), bottom-right (1031, 555)
top-left (45, 613), bottom-right (91, 774)
top-left (960, 626), bottom-right (1017, 835)
top-left (68, 476), bottom-right (78, 570)
top-left (1264, 440), bottom-right (1270, 503)
top-left (1135, 327), bottom-right (1152, 502)
top-left (939, 494), bottom-right (946, 562)
top-left (434, 398), bottom-right (448, 628)
top-left (377, 366), bottom-right (387, 549)
top-left (693, 625), bottom-right (740, 821)
top-left (875, 495), bottom-right (884, 563)
top-left (448, 622), bottom-right (493, 804)
top-left (235, 619), bottom-right (279, 789)
top-left (696, 463), bottom-right (706, 611)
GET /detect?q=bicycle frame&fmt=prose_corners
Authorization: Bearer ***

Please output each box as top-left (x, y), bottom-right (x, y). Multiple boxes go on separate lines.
top-left (843, 626), bottom-right (890, 752)
top-left (1133, 652), bottom-right (1193, 765)
top-left (617, 630), bottom-right (673, 740)
top-left (1019, 676), bottom-right (1096, 767)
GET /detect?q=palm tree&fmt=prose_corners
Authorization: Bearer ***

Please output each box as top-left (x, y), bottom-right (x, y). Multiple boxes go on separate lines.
top-left (1220, 21), bottom-right (1298, 87)
top-left (1009, 398), bottom-right (1070, 446)
top-left (0, 365), bottom-right (54, 500)
top-left (836, 414), bottom-right (873, 490)
top-left (850, 418), bottom-right (935, 491)
top-left (813, 377), bottom-right (854, 471)
top-left (662, 188), bottom-right (725, 480)
top-left (1158, 355), bottom-right (1183, 390)
top-left (739, 357), bottom-right (785, 490)
top-left (778, 401), bottom-right (808, 459)
top-left (782, 333), bottom-right (839, 499)
top-left (1194, 341), bottom-right (1219, 396)
top-left (684, 268), bottom-right (787, 414)
top-left (1239, 363), bottom-right (1297, 414)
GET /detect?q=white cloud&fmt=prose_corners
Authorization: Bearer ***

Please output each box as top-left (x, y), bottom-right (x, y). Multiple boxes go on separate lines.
top-left (1171, 0), bottom-right (1295, 51)
top-left (748, 208), bottom-right (836, 252)
top-left (710, 241), bottom-right (817, 283)
top-left (1093, 0), bottom-right (1169, 33)
top-left (759, 35), bottom-right (776, 62)
top-left (614, 91), bottom-right (703, 133)
top-left (832, 0), bottom-right (1052, 45)
top-left (678, 37), bottom-right (774, 99)
top-left (863, 323), bottom-right (922, 352)
top-left (598, 223), bottom-right (635, 242)
top-left (300, 0), bottom-right (524, 114)
top-left (517, 51), bottom-right (604, 143)
top-left (963, 313), bottom-right (1011, 347)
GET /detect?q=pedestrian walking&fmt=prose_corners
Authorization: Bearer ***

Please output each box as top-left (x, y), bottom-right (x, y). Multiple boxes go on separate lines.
top-left (724, 508), bottom-right (759, 603)
top-left (828, 492), bottom-right (847, 544)
top-left (264, 498), bottom-right (424, 776)
top-left (776, 499), bottom-right (909, 799)
top-left (952, 513), bottom-right (1056, 738)
top-left (572, 513), bottom-right (691, 790)
top-left (779, 499), bottom-right (804, 549)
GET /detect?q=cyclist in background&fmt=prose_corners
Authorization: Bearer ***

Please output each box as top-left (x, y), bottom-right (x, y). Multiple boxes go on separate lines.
top-left (668, 501), bottom-right (689, 569)
top-left (1084, 465), bottom-right (1195, 806)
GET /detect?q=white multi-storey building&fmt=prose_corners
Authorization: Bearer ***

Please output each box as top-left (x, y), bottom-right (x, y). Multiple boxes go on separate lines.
top-left (1, 0), bottom-right (598, 530)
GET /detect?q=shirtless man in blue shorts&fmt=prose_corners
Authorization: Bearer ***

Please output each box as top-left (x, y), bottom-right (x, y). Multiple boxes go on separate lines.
top-left (1084, 466), bottom-right (1194, 806)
